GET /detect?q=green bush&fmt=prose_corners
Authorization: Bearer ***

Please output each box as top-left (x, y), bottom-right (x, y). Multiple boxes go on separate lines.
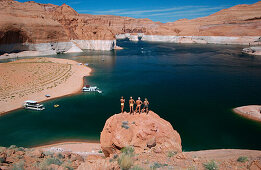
top-left (150, 162), bottom-right (168, 169)
top-left (43, 151), bottom-right (54, 157)
top-left (45, 157), bottom-right (63, 166)
top-left (122, 121), bottom-right (130, 129)
top-left (237, 156), bottom-right (248, 162)
top-left (17, 147), bottom-right (25, 152)
top-left (121, 146), bottom-right (134, 156)
top-left (203, 160), bottom-right (218, 170)
top-left (118, 154), bottom-right (133, 170)
top-left (11, 160), bottom-right (25, 170)
top-left (131, 165), bottom-right (144, 170)
top-left (62, 160), bottom-right (73, 170)
top-left (9, 145), bottom-right (17, 149)
top-left (57, 153), bottom-right (64, 159)
top-left (0, 157), bottom-right (5, 163)
top-left (167, 151), bottom-right (177, 157)
top-left (98, 150), bottom-right (103, 153)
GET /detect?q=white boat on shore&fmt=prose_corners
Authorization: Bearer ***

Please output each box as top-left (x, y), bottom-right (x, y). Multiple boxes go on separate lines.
top-left (23, 100), bottom-right (45, 111)
top-left (82, 85), bottom-right (102, 94)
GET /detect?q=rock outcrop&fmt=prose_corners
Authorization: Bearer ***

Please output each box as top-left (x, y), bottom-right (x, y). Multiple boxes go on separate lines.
top-left (100, 111), bottom-right (182, 157)
top-left (242, 46), bottom-right (261, 55)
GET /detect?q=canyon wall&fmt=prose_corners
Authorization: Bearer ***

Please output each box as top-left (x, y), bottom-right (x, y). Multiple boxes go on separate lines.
top-left (0, 0), bottom-right (261, 56)
top-left (0, 0), bottom-right (115, 54)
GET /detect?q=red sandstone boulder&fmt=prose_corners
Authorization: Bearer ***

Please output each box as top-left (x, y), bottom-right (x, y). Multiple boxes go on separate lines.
top-left (100, 111), bottom-right (182, 157)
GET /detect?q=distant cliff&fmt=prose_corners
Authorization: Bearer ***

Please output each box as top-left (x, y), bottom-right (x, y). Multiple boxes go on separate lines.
top-left (0, 0), bottom-right (261, 54)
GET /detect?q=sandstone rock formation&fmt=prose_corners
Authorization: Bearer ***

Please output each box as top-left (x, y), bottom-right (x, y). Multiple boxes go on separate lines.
top-left (242, 46), bottom-right (261, 56)
top-left (100, 111), bottom-right (182, 157)
top-left (0, 0), bottom-right (261, 55)
top-left (233, 105), bottom-right (261, 122)
top-left (0, 0), bottom-right (116, 54)
top-left (158, 1), bottom-right (261, 36)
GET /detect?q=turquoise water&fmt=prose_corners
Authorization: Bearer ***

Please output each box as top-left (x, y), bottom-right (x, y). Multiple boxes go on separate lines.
top-left (0, 40), bottom-right (261, 151)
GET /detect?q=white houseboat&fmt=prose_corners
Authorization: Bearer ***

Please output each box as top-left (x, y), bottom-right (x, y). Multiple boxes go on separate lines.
top-left (82, 85), bottom-right (102, 93)
top-left (23, 100), bottom-right (45, 111)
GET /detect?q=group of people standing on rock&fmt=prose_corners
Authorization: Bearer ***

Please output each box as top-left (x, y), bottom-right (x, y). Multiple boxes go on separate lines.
top-left (120, 96), bottom-right (149, 114)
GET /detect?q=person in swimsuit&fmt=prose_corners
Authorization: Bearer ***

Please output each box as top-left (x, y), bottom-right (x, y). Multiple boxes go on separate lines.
top-left (129, 96), bottom-right (135, 114)
top-left (120, 96), bottom-right (125, 113)
top-left (135, 97), bottom-right (142, 114)
top-left (143, 98), bottom-right (149, 114)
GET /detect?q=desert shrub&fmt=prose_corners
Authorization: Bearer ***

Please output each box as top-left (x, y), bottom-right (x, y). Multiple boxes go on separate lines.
top-left (117, 146), bottom-right (136, 170)
top-left (62, 160), bottom-right (73, 170)
top-left (37, 158), bottom-right (63, 169)
top-left (167, 151), bottom-right (177, 157)
top-left (9, 145), bottom-right (17, 149)
top-left (64, 166), bottom-right (74, 170)
top-left (203, 160), bottom-right (218, 170)
top-left (57, 153), bottom-right (64, 159)
top-left (0, 157), bottom-right (5, 163)
top-left (150, 162), bottom-right (168, 169)
top-left (45, 157), bottom-right (63, 166)
top-left (237, 156), bottom-right (248, 162)
top-left (43, 151), bottom-right (54, 157)
top-left (121, 146), bottom-right (134, 156)
top-left (113, 154), bottom-right (119, 159)
top-left (131, 165), bottom-right (144, 170)
top-left (118, 154), bottom-right (133, 170)
top-left (98, 150), bottom-right (103, 153)
top-left (11, 160), bottom-right (25, 170)
top-left (17, 147), bottom-right (25, 152)
top-left (122, 121), bottom-right (130, 129)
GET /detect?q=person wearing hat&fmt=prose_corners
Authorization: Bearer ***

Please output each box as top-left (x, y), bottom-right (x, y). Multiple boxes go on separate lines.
top-left (129, 96), bottom-right (135, 114)
top-left (135, 97), bottom-right (143, 114)
top-left (120, 96), bottom-right (125, 113)
top-left (143, 98), bottom-right (149, 114)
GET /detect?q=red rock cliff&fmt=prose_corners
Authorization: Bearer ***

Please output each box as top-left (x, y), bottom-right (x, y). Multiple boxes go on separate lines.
top-left (0, 0), bottom-right (260, 45)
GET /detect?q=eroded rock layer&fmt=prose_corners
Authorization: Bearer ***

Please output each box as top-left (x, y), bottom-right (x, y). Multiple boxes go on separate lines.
top-left (0, 0), bottom-right (261, 54)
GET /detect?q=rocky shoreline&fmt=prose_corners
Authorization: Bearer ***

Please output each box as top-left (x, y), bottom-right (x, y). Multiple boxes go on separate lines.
top-left (233, 105), bottom-right (261, 123)
top-left (117, 34), bottom-right (261, 45)
top-left (242, 46), bottom-right (261, 56)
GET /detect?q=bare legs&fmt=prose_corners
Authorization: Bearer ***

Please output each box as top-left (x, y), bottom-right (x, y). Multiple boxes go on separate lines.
top-left (121, 105), bottom-right (124, 113)
top-left (130, 105), bottom-right (134, 114)
top-left (135, 105), bottom-right (141, 114)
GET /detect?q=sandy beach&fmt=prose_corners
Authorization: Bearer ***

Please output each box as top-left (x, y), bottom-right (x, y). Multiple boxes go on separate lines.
top-left (0, 57), bottom-right (91, 115)
top-left (34, 141), bottom-right (103, 157)
top-left (233, 105), bottom-right (261, 123)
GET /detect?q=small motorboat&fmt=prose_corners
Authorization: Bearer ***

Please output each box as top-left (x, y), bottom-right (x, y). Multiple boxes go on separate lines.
top-left (82, 85), bottom-right (102, 93)
top-left (45, 94), bottom-right (51, 98)
top-left (54, 104), bottom-right (59, 108)
top-left (85, 63), bottom-right (89, 66)
top-left (23, 100), bottom-right (45, 111)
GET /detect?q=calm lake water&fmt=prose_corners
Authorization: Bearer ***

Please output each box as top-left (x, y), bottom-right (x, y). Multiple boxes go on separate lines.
top-left (0, 40), bottom-right (261, 151)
